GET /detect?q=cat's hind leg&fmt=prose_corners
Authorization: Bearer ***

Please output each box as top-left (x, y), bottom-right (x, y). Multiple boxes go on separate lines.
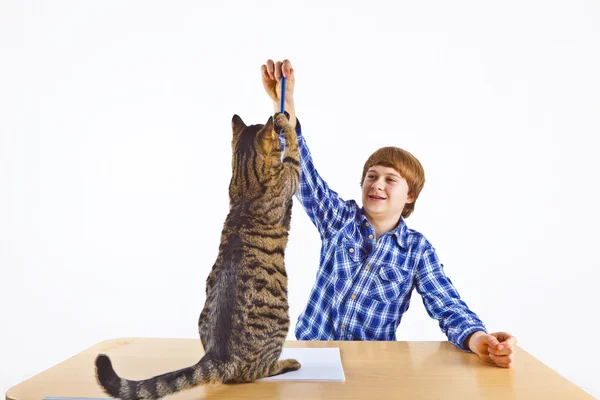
top-left (266, 359), bottom-right (301, 377)
top-left (198, 308), bottom-right (210, 351)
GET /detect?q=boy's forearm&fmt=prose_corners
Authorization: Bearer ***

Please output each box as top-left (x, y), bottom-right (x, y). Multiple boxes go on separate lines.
top-left (272, 100), bottom-right (296, 130)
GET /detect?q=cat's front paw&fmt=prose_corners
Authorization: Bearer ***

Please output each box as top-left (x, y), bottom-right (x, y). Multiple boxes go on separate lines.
top-left (274, 112), bottom-right (291, 132)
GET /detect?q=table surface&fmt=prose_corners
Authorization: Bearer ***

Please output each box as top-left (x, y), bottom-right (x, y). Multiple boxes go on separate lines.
top-left (5, 338), bottom-right (593, 400)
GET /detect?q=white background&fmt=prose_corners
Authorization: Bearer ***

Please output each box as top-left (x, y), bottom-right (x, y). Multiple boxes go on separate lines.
top-left (1, 0), bottom-right (599, 398)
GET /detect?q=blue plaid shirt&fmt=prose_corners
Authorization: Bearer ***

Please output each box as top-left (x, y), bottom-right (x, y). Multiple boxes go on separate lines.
top-left (283, 120), bottom-right (487, 351)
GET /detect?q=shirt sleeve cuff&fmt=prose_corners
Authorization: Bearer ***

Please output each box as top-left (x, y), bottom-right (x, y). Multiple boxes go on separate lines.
top-left (295, 117), bottom-right (302, 136)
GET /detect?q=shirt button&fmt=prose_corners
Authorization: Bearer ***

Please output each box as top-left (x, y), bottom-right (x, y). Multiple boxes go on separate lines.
top-left (351, 294), bottom-right (356, 300)
top-left (349, 248), bottom-right (354, 253)
top-left (365, 265), bottom-right (371, 271)
top-left (341, 325), bottom-right (346, 329)
top-left (368, 234), bottom-right (374, 239)
top-left (365, 222), bottom-right (370, 226)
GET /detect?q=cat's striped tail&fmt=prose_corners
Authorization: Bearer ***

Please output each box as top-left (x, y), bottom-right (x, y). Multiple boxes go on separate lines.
top-left (95, 353), bottom-right (223, 400)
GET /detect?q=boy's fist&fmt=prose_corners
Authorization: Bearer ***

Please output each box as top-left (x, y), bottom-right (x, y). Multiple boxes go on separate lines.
top-left (469, 331), bottom-right (517, 368)
top-left (261, 59), bottom-right (295, 109)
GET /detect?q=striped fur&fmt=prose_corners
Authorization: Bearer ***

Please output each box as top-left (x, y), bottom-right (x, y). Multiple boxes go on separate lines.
top-left (95, 112), bottom-right (301, 399)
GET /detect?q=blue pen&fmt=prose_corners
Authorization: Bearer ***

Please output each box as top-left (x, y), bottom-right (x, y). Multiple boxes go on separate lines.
top-left (278, 76), bottom-right (287, 157)
top-left (280, 76), bottom-right (286, 114)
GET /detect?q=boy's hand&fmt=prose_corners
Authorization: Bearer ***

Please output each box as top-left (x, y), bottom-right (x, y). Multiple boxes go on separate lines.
top-left (468, 331), bottom-right (517, 368)
top-left (261, 59), bottom-right (296, 128)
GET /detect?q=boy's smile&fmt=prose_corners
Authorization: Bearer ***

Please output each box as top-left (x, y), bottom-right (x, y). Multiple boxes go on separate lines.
top-left (362, 165), bottom-right (414, 221)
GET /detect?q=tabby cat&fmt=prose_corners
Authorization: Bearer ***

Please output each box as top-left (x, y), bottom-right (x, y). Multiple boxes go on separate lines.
top-left (95, 112), bottom-right (301, 399)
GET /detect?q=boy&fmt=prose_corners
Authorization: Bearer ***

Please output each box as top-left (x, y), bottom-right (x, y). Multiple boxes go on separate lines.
top-left (260, 59), bottom-right (517, 368)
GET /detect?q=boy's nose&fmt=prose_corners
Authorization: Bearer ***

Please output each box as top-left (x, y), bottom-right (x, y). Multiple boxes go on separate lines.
top-left (372, 181), bottom-right (384, 190)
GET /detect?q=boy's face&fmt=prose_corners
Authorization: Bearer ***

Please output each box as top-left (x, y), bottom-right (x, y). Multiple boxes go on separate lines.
top-left (361, 165), bottom-right (414, 220)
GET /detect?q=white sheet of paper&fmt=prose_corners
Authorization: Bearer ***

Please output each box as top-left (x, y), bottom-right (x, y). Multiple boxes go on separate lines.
top-left (260, 347), bottom-right (346, 382)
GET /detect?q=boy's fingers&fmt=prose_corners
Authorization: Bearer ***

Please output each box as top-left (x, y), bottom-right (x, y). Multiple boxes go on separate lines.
top-left (485, 334), bottom-right (500, 348)
top-left (488, 346), bottom-right (514, 356)
top-left (275, 61), bottom-right (283, 81)
top-left (492, 331), bottom-right (516, 343)
top-left (282, 59), bottom-right (294, 79)
top-left (490, 332), bottom-right (517, 352)
top-left (489, 354), bottom-right (513, 368)
top-left (502, 335), bottom-right (518, 347)
top-left (479, 352), bottom-right (493, 362)
top-left (261, 64), bottom-right (270, 80)
top-left (266, 59), bottom-right (275, 79)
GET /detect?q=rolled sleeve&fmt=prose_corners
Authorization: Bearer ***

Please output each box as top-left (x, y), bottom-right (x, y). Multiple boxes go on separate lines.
top-left (280, 119), bottom-right (353, 241)
top-left (415, 247), bottom-right (487, 352)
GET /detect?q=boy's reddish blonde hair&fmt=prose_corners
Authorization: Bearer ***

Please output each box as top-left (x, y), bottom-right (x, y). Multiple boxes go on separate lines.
top-left (361, 146), bottom-right (425, 218)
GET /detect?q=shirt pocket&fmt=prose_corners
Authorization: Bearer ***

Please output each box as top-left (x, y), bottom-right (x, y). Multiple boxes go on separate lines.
top-left (367, 264), bottom-right (411, 303)
top-left (333, 242), bottom-right (364, 281)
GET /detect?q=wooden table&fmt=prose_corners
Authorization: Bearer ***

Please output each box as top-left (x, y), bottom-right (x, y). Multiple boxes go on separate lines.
top-left (5, 338), bottom-right (593, 400)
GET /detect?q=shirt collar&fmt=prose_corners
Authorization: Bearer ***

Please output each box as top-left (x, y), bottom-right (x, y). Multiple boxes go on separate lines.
top-left (359, 210), bottom-right (408, 249)
top-left (392, 216), bottom-right (409, 249)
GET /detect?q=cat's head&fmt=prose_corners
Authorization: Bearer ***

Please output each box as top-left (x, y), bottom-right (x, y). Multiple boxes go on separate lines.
top-left (231, 114), bottom-right (281, 159)
top-left (228, 114), bottom-right (285, 195)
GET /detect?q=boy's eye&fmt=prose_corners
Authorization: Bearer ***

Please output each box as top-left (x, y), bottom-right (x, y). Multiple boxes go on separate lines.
top-left (387, 178), bottom-right (396, 182)
top-left (367, 175), bottom-right (375, 179)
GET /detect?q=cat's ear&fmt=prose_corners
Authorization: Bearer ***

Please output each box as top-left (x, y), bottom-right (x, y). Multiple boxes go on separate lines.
top-left (232, 114), bottom-right (247, 137)
top-left (258, 116), bottom-right (276, 141)
top-left (257, 116), bottom-right (276, 154)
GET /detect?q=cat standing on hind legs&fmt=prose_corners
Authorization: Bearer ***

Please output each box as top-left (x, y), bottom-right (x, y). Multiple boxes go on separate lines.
top-left (95, 112), bottom-right (301, 400)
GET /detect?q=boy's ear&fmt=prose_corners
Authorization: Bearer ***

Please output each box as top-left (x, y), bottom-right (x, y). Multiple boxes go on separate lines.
top-left (406, 193), bottom-right (415, 204)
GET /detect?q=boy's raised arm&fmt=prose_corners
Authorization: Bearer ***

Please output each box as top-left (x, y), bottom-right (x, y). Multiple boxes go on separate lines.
top-left (261, 59), bottom-right (353, 240)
